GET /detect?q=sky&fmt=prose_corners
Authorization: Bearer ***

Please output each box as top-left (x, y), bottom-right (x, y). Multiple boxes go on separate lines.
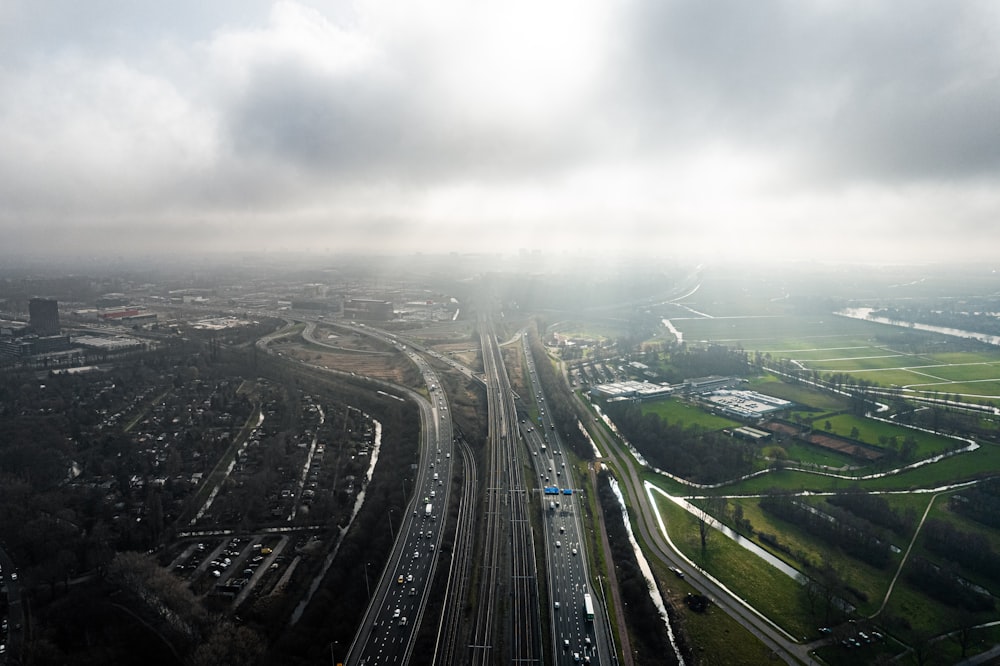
top-left (2, 0), bottom-right (999, 264)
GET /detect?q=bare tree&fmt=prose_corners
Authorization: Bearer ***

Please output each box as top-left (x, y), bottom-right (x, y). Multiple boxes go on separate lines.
top-left (697, 496), bottom-right (727, 552)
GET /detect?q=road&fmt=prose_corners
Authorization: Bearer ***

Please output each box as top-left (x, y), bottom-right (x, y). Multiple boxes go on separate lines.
top-left (580, 398), bottom-right (813, 665)
top-left (344, 338), bottom-right (455, 666)
top-left (520, 334), bottom-right (613, 665)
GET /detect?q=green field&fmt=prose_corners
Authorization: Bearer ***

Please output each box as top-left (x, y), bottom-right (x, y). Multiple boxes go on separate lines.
top-left (820, 414), bottom-right (959, 457)
top-left (640, 398), bottom-right (741, 431)
top-left (672, 314), bottom-right (879, 349)
top-left (585, 304), bottom-right (1000, 661)
top-left (674, 312), bottom-right (1000, 398)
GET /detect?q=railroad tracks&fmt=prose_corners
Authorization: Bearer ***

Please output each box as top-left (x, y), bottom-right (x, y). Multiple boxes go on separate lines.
top-left (466, 314), bottom-right (542, 665)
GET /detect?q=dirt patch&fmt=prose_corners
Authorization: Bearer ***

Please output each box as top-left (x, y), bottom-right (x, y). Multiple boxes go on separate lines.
top-left (761, 420), bottom-right (883, 461)
top-left (502, 345), bottom-right (525, 392)
top-left (313, 325), bottom-right (389, 352)
top-left (805, 433), bottom-right (884, 460)
top-left (287, 348), bottom-right (419, 387)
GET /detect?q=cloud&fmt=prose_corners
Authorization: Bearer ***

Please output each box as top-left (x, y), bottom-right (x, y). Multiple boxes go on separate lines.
top-left (1, 0), bottom-right (999, 262)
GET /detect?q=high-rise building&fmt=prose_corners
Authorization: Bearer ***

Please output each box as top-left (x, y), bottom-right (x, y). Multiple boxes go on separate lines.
top-left (29, 298), bottom-right (60, 336)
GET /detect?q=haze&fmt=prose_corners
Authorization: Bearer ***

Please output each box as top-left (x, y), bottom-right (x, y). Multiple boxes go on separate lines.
top-left (2, 0), bottom-right (999, 263)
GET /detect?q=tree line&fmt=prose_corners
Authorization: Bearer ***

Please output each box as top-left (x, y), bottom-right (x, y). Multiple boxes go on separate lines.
top-left (596, 470), bottom-right (683, 666)
top-left (904, 556), bottom-right (995, 612)
top-left (759, 496), bottom-right (892, 569)
top-left (923, 519), bottom-right (1000, 586)
top-left (602, 402), bottom-right (755, 484)
top-left (949, 479), bottom-right (1000, 529)
top-left (826, 491), bottom-right (916, 537)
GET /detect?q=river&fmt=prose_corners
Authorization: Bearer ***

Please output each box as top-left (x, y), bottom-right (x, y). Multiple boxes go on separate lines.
top-left (835, 308), bottom-right (1000, 346)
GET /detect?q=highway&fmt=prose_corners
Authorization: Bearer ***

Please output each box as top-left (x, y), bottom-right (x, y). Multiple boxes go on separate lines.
top-left (345, 338), bottom-right (456, 666)
top-left (520, 335), bottom-right (613, 666)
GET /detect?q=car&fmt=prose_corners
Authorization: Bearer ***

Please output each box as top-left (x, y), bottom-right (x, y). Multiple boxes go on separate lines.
top-left (413, 551), bottom-right (420, 559)
top-left (563, 639), bottom-right (570, 648)
top-left (397, 575), bottom-right (405, 584)
top-left (9, 573), bottom-right (16, 581)
top-left (556, 541), bottom-right (561, 548)
top-left (409, 587), bottom-right (416, 596)
top-left (393, 608), bottom-right (400, 618)
top-left (572, 548), bottom-right (577, 556)
top-left (554, 601), bottom-right (560, 609)
top-left (406, 574), bottom-right (413, 582)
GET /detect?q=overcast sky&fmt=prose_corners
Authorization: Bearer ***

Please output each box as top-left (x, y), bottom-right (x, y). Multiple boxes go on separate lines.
top-left (2, 0), bottom-right (999, 264)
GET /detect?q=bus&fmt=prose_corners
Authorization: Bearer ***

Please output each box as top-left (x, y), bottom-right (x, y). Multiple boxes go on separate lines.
top-left (583, 593), bottom-right (594, 622)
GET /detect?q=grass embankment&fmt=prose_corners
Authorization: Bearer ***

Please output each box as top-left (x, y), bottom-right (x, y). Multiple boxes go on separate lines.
top-left (651, 491), bottom-right (815, 639)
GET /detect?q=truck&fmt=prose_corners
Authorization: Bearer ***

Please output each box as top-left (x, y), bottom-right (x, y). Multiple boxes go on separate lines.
top-left (584, 593), bottom-right (594, 622)
top-left (425, 503), bottom-right (433, 518)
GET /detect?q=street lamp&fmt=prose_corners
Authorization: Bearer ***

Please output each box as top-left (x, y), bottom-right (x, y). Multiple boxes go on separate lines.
top-left (364, 561), bottom-right (371, 599)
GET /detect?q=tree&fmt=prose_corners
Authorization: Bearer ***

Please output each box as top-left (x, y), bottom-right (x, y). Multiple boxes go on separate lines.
top-left (951, 611), bottom-right (979, 659)
top-left (698, 496), bottom-right (727, 552)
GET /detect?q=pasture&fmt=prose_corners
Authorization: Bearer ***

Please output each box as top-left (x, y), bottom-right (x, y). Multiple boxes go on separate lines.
top-left (670, 312), bottom-right (1000, 398)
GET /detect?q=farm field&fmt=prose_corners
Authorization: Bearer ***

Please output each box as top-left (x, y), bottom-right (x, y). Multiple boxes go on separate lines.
top-left (668, 310), bottom-right (1000, 399)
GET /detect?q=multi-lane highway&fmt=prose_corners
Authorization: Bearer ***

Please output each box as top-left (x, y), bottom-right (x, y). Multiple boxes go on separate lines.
top-left (345, 340), bottom-right (455, 666)
top-left (520, 336), bottom-right (613, 665)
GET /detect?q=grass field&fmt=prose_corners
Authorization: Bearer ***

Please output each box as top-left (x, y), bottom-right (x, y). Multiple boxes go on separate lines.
top-left (820, 413), bottom-right (959, 457)
top-left (668, 311), bottom-right (1000, 399)
top-left (651, 492), bottom-right (817, 639)
top-left (640, 398), bottom-right (742, 431)
top-left (586, 306), bottom-right (1000, 661)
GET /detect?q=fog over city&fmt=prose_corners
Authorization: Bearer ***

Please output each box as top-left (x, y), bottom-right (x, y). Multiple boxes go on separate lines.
top-left (2, 0), bottom-right (999, 263)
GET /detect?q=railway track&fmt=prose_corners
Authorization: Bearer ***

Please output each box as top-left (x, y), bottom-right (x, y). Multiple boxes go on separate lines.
top-left (466, 313), bottom-right (541, 665)
top-left (434, 435), bottom-right (477, 666)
